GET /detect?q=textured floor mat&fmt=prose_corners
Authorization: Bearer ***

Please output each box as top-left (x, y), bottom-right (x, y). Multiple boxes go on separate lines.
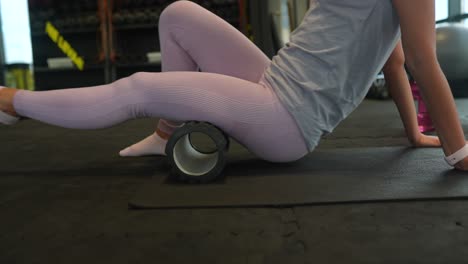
top-left (2, 100), bottom-right (468, 209)
top-left (129, 146), bottom-right (468, 209)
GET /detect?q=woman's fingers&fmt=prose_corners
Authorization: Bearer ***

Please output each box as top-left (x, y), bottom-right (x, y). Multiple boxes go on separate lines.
top-left (412, 134), bottom-right (441, 148)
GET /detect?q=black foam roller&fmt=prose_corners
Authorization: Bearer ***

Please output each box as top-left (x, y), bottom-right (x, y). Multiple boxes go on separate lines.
top-left (165, 121), bottom-right (230, 183)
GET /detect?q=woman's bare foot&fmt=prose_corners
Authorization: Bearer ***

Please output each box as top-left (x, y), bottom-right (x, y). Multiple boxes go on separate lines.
top-left (0, 87), bottom-right (19, 117)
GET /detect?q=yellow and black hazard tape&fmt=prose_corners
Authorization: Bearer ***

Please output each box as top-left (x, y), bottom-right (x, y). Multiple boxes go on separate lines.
top-left (45, 21), bottom-right (85, 71)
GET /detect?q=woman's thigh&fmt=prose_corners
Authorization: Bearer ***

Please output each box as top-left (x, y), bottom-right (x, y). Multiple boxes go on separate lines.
top-left (159, 0), bottom-right (271, 82)
top-left (129, 72), bottom-right (307, 162)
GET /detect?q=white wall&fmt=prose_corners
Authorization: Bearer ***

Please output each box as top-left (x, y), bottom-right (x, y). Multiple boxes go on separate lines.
top-left (0, 0), bottom-right (33, 64)
top-left (269, 0), bottom-right (292, 46)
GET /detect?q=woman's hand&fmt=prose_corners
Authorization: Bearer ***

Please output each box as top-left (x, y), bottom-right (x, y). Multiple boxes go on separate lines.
top-left (410, 133), bottom-right (441, 148)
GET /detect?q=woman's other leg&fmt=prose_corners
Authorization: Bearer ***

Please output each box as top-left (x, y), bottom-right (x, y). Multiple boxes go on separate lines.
top-left (120, 1), bottom-right (272, 156)
top-left (11, 71), bottom-right (308, 163)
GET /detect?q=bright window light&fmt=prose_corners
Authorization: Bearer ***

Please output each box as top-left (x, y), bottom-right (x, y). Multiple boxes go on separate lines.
top-left (0, 0), bottom-right (33, 64)
top-left (463, 0), bottom-right (468, 25)
top-left (436, 0), bottom-right (449, 21)
top-left (280, 0), bottom-right (291, 43)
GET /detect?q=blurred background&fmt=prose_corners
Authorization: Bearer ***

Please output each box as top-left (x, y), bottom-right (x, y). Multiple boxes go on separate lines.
top-left (0, 0), bottom-right (466, 96)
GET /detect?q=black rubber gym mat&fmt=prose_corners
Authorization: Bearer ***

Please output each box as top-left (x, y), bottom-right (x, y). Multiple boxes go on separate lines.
top-left (2, 100), bottom-right (468, 209)
top-left (129, 146), bottom-right (468, 209)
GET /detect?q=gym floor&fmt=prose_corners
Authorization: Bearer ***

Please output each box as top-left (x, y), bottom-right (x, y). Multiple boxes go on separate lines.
top-left (1, 99), bottom-right (468, 264)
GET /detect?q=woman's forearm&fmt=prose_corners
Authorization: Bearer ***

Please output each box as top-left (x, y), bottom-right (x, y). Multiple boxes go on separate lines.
top-left (392, 0), bottom-right (466, 165)
top-left (407, 59), bottom-right (465, 156)
top-left (384, 67), bottom-right (420, 142)
top-left (383, 64), bottom-right (420, 143)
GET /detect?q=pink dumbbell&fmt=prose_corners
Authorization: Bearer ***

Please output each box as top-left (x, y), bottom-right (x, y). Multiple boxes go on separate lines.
top-left (410, 81), bottom-right (435, 133)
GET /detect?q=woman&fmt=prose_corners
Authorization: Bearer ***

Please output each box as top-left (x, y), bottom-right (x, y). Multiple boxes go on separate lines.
top-left (1, 0), bottom-right (467, 170)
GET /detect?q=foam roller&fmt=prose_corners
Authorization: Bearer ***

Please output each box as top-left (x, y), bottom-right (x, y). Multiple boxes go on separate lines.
top-left (165, 121), bottom-right (230, 183)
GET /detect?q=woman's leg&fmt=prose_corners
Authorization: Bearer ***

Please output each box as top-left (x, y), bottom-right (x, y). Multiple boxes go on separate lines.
top-left (10, 71), bottom-right (308, 163)
top-left (120, 0), bottom-right (272, 156)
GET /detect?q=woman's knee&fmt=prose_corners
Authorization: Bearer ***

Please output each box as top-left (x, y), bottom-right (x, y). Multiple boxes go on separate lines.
top-left (117, 72), bottom-right (155, 94)
top-left (159, 0), bottom-right (199, 27)
top-left (126, 72), bottom-right (148, 86)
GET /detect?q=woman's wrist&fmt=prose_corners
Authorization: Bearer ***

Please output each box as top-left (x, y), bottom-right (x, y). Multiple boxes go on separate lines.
top-left (445, 144), bottom-right (468, 167)
top-left (408, 132), bottom-right (422, 146)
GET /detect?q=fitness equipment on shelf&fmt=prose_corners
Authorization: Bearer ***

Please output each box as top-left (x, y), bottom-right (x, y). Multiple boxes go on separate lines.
top-left (165, 121), bottom-right (231, 183)
top-left (367, 73), bottom-right (389, 100)
top-left (436, 23), bottom-right (468, 82)
top-left (435, 14), bottom-right (468, 97)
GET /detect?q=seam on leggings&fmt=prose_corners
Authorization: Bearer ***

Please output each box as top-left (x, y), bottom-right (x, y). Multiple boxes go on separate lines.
top-left (144, 101), bottom-right (284, 125)
top-left (165, 25), bottom-right (194, 55)
top-left (162, 27), bottom-right (199, 70)
top-left (14, 104), bottom-right (131, 128)
top-left (138, 83), bottom-right (279, 105)
top-left (167, 22), bottom-right (271, 84)
top-left (15, 100), bottom-right (282, 126)
top-left (16, 82), bottom-right (277, 114)
top-left (14, 87), bottom-right (138, 109)
top-left (15, 92), bottom-right (277, 118)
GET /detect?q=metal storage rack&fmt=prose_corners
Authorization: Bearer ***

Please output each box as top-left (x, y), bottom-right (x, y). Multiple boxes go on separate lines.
top-left (28, 0), bottom-right (243, 90)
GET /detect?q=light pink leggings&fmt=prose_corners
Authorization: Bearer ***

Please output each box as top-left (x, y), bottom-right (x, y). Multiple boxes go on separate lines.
top-left (13, 1), bottom-right (308, 163)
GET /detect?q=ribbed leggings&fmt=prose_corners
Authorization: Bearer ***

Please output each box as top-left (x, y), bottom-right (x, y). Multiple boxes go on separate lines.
top-left (13, 0), bottom-right (309, 163)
